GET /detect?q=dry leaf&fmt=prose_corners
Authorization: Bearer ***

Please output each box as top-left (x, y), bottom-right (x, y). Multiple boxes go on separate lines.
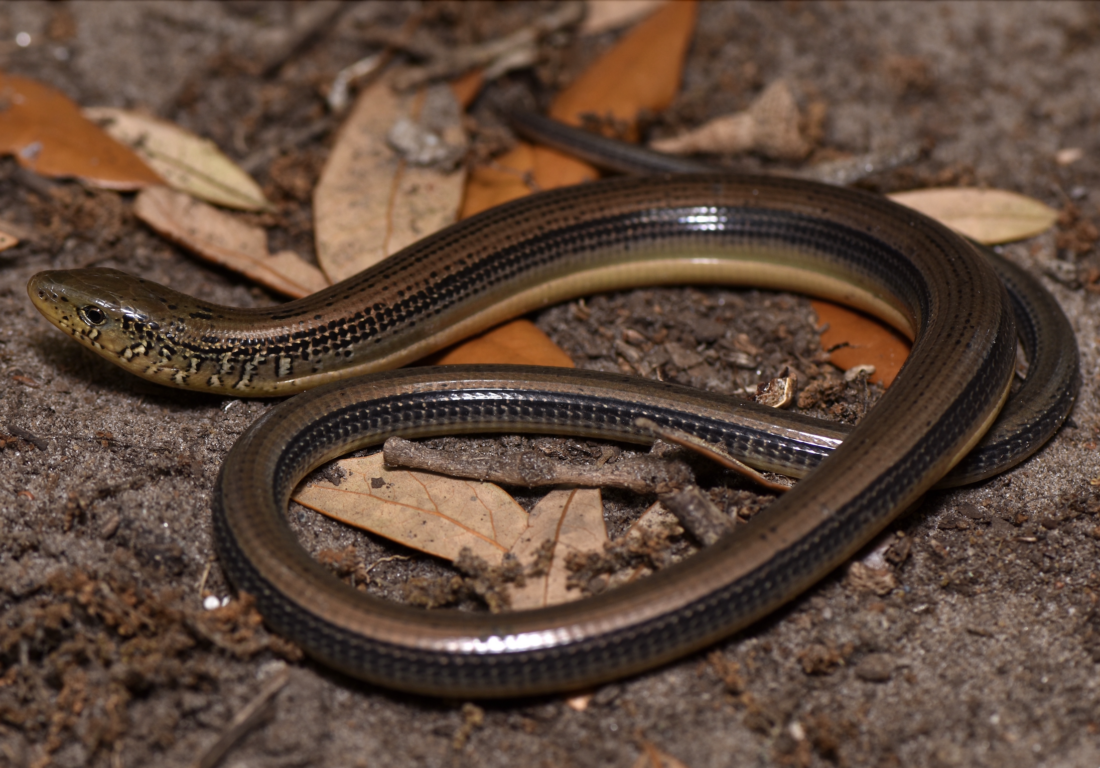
top-left (508, 489), bottom-right (608, 609)
top-left (530, 0), bottom-right (697, 189)
top-left (83, 107), bottom-right (273, 212)
top-left (424, 319), bottom-right (575, 368)
top-left (0, 74), bottom-right (161, 190)
top-left (887, 188), bottom-right (1059, 245)
top-left (134, 186), bottom-right (328, 298)
top-left (293, 453), bottom-right (529, 565)
top-left (306, 2), bottom-right (698, 557)
top-left (454, 0), bottom-right (697, 362)
top-left (551, 0), bottom-right (697, 127)
top-left (450, 69), bottom-right (485, 110)
top-left (581, 0), bottom-right (667, 35)
top-left (461, 141), bottom-right (540, 217)
top-left (651, 80), bottom-right (811, 160)
top-left (313, 75), bottom-right (467, 283)
top-left (810, 187), bottom-right (1059, 383)
top-left (811, 300), bottom-right (909, 387)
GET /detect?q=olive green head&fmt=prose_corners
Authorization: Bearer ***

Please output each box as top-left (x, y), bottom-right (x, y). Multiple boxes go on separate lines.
top-left (28, 268), bottom-right (187, 380)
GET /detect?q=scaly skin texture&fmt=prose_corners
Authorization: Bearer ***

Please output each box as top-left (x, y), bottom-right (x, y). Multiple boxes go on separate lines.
top-left (27, 174), bottom-right (1077, 695)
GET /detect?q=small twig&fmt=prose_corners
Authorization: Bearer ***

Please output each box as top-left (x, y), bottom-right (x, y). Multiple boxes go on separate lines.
top-left (258, 1), bottom-right (347, 77)
top-left (196, 559), bottom-right (213, 602)
top-left (391, 2), bottom-right (584, 90)
top-left (802, 142), bottom-right (923, 186)
top-left (328, 52), bottom-right (387, 112)
top-left (0, 216), bottom-right (35, 242)
top-left (361, 554), bottom-right (410, 586)
top-left (634, 418), bottom-right (791, 493)
top-left (192, 666), bottom-right (290, 768)
top-left (383, 436), bottom-right (692, 494)
top-left (5, 423), bottom-right (48, 451)
top-left (239, 118), bottom-right (334, 176)
top-left (327, 11), bottom-right (425, 112)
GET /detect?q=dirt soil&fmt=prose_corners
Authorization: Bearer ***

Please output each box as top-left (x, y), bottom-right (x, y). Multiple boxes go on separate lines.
top-left (2, 2), bottom-right (1100, 767)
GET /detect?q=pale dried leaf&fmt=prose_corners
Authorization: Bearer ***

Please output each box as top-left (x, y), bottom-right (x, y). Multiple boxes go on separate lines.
top-left (314, 76), bottom-right (467, 283)
top-left (887, 188), bottom-right (1059, 245)
top-left (292, 453), bottom-right (529, 565)
top-left (508, 489), bottom-right (608, 609)
top-left (83, 107), bottom-right (273, 212)
top-left (134, 186), bottom-right (328, 298)
top-left (650, 80), bottom-right (810, 160)
top-left (0, 227), bottom-right (18, 252)
top-left (581, 0), bottom-right (666, 35)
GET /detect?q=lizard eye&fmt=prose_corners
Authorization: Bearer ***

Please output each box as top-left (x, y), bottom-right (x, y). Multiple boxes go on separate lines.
top-left (78, 306), bottom-right (107, 326)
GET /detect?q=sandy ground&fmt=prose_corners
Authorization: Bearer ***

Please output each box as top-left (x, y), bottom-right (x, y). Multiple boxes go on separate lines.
top-left (2, 2), bottom-right (1100, 767)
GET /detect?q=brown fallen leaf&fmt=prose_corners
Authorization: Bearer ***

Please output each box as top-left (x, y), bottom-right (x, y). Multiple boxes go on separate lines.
top-left (292, 453), bottom-right (529, 566)
top-left (812, 187), bottom-right (1059, 385)
top-left (423, 319), bottom-right (575, 368)
top-left (508, 488), bottom-right (608, 609)
top-left (650, 79), bottom-right (812, 161)
top-left (450, 68), bottom-right (485, 110)
top-left (529, 0), bottom-right (697, 190)
top-left (0, 73), bottom-right (162, 190)
top-left (551, 0), bottom-right (697, 129)
top-left (887, 188), bottom-right (1059, 245)
top-left (452, 0), bottom-right (697, 362)
top-left (811, 300), bottom-right (909, 388)
top-left (83, 107), bottom-right (273, 212)
top-left (134, 186), bottom-right (328, 298)
top-left (313, 74), bottom-right (467, 283)
top-left (459, 143), bottom-right (539, 217)
top-left (297, 3), bottom-right (700, 574)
